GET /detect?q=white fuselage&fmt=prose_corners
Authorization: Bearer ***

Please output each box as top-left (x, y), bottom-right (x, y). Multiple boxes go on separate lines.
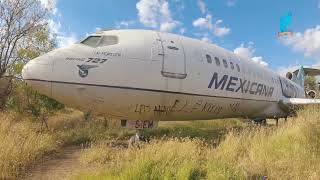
top-left (22, 29), bottom-right (305, 121)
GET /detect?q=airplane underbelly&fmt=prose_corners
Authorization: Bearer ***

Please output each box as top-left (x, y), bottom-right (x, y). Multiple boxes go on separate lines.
top-left (52, 82), bottom-right (280, 121)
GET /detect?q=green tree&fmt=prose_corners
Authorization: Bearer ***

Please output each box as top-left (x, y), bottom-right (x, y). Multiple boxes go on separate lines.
top-left (6, 28), bottom-right (63, 117)
top-left (305, 76), bottom-right (317, 91)
top-left (0, 0), bottom-right (50, 109)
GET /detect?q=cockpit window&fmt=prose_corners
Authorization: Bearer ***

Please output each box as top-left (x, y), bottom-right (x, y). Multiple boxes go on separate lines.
top-left (81, 35), bottom-right (118, 47)
top-left (81, 36), bottom-right (101, 47)
top-left (98, 36), bottom-right (118, 46)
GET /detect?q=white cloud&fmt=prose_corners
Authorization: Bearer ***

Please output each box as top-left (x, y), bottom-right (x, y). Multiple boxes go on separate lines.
top-left (193, 15), bottom-right (230, 37)
top-left (48, 19), bottom-right (77, 48)
top-left (197, 0), bottom-right (207, 14)
top-left (252, 56), bottom-right (268, 67)
top-left (160, 21), bottom-right (179, 32)
top-left (201, 35), bottom-right (211, 43)
top-left (160, 1), bottom-right (170, 19)
top-left (47, 19), bottom-right (61, 35)
top-left (234, 42), bottom-right (268, 67)
top-left (115, 20), bottom-right (136, 29)
top-left (213, 19), bottom-right (231, 37)
top-left (234, 42), bottom-right (254, 59)
top-left (44, 1), bottom-right (77, 48)
top-left (38, 0), bottom-right (58, 14)
top-left (57, 35), bottom-right (77, 48)
top-left (279, 25), bottom-right (320, 76)
top-left (193, 32), bottom-right (212, 43)
top-left (193, 1), bottom-right (230, 38)
top-left (281, 25), bottom-right (320, 58)
top-left (193, 15), bottom-right (213, 29)
top-left (227, 0), bottom-right (237, 7)
top-left (39, 0), bottom-right (56, 9)
top-left (179, 28), bottom-right (186, 34)
top-left (136, 0), bottom-right (158, 28)
top-left (120, 20), bottom-right (135, 27)
top-left (136, 0), bottom-right (181, 32)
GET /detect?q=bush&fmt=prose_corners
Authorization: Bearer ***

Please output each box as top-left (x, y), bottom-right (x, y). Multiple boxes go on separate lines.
top-left (6, 81), bottom-right (64, 117)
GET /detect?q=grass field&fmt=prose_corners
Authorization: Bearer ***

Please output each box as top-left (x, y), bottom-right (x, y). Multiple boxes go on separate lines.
top-left (75, 107), bottom-right (320, 180)
top-left (0, 107), bottom-right (319, 179)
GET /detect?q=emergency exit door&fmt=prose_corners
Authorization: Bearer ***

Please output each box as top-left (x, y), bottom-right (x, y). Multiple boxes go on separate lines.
top-left (157, 32), bottom-right (187, 79)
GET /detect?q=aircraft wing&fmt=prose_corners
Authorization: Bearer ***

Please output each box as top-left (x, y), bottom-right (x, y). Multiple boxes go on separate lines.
top-left (281, 98), bottom-right (320, 105)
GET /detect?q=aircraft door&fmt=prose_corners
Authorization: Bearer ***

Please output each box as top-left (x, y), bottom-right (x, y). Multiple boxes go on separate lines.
top-left (157, 32), bottom-right (187, 79)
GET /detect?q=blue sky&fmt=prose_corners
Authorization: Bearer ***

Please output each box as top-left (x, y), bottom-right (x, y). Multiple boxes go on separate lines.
top-left (44, 0), bottom-right (320, 73)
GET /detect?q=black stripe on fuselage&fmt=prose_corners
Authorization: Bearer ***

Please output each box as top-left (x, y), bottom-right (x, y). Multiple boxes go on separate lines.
top-left (24, 78), bottom-right (278, 103)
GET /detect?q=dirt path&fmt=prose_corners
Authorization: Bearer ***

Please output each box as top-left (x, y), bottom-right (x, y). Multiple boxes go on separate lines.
top-left (23, 146), bottom-right (86, 180)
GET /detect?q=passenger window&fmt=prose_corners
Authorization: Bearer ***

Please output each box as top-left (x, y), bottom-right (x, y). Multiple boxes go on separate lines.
top-left (81, 36), bottom-right (101, 47)
top-left (98, 36), bottom-right (118, 46)
top-left (223, 59), bottom-right (228, 68)
top-left (236, 64), bottom-right (240, 72)
top-left (215, 57), bottom-right (220, 66)
top-left (206, 54), bottom-right (212, 64)
top-left (230, 62), bottom-right (234, 70)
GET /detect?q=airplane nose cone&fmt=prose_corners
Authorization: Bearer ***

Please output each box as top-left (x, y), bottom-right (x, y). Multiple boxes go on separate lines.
top-left (22, 57), bottom-right (53, 97)
top-left (21, 62), bottom-right (32, 80)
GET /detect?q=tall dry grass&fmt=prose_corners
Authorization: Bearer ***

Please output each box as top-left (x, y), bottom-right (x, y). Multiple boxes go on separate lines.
top-left (210, 106), bottom-right (320, 179)
top-left (0, 112), bottom-right (58, 178)
top-left (0, 109), bottom-right (133, 179)
top-left (75, 107), bottom-right (320, 180)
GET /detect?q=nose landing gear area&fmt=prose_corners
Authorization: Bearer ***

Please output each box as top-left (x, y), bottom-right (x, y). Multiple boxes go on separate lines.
top-left (121, 120), bottom-right (158, 129)
top-left (121, 120), bottom-right (157, 147)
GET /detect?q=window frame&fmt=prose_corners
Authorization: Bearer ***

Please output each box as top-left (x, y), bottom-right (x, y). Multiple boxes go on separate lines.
top-left (98, 35), bottom-right (119, 47)
top-left (215, 57), bottom-right (220, 66)
top-left (80, 35), bottom-right (102, 47)
top-left (230, 62), bottom-right (235, 70)
top-left (222, 59), bottom-right (228, 68)
top-left (206, 54), bottom-right (212, 64)
top-left (236, 64), bottom-right (240, 72)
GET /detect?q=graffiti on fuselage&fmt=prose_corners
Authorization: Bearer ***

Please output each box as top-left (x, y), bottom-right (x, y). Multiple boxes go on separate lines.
top-left (208, 72), bottom-right (274, 97)
top-left (134, 99), bottom-right (224, 116)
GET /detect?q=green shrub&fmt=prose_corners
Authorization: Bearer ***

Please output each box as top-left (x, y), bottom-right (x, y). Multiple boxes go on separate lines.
top-left (6, 81), bottom-right (64, 117)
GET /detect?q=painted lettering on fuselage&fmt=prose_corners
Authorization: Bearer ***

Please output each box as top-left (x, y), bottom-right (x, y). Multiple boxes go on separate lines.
top-left (208, 72), bottom-right (274, 97)
top-left (66, 57), bottom-right (108, 64)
